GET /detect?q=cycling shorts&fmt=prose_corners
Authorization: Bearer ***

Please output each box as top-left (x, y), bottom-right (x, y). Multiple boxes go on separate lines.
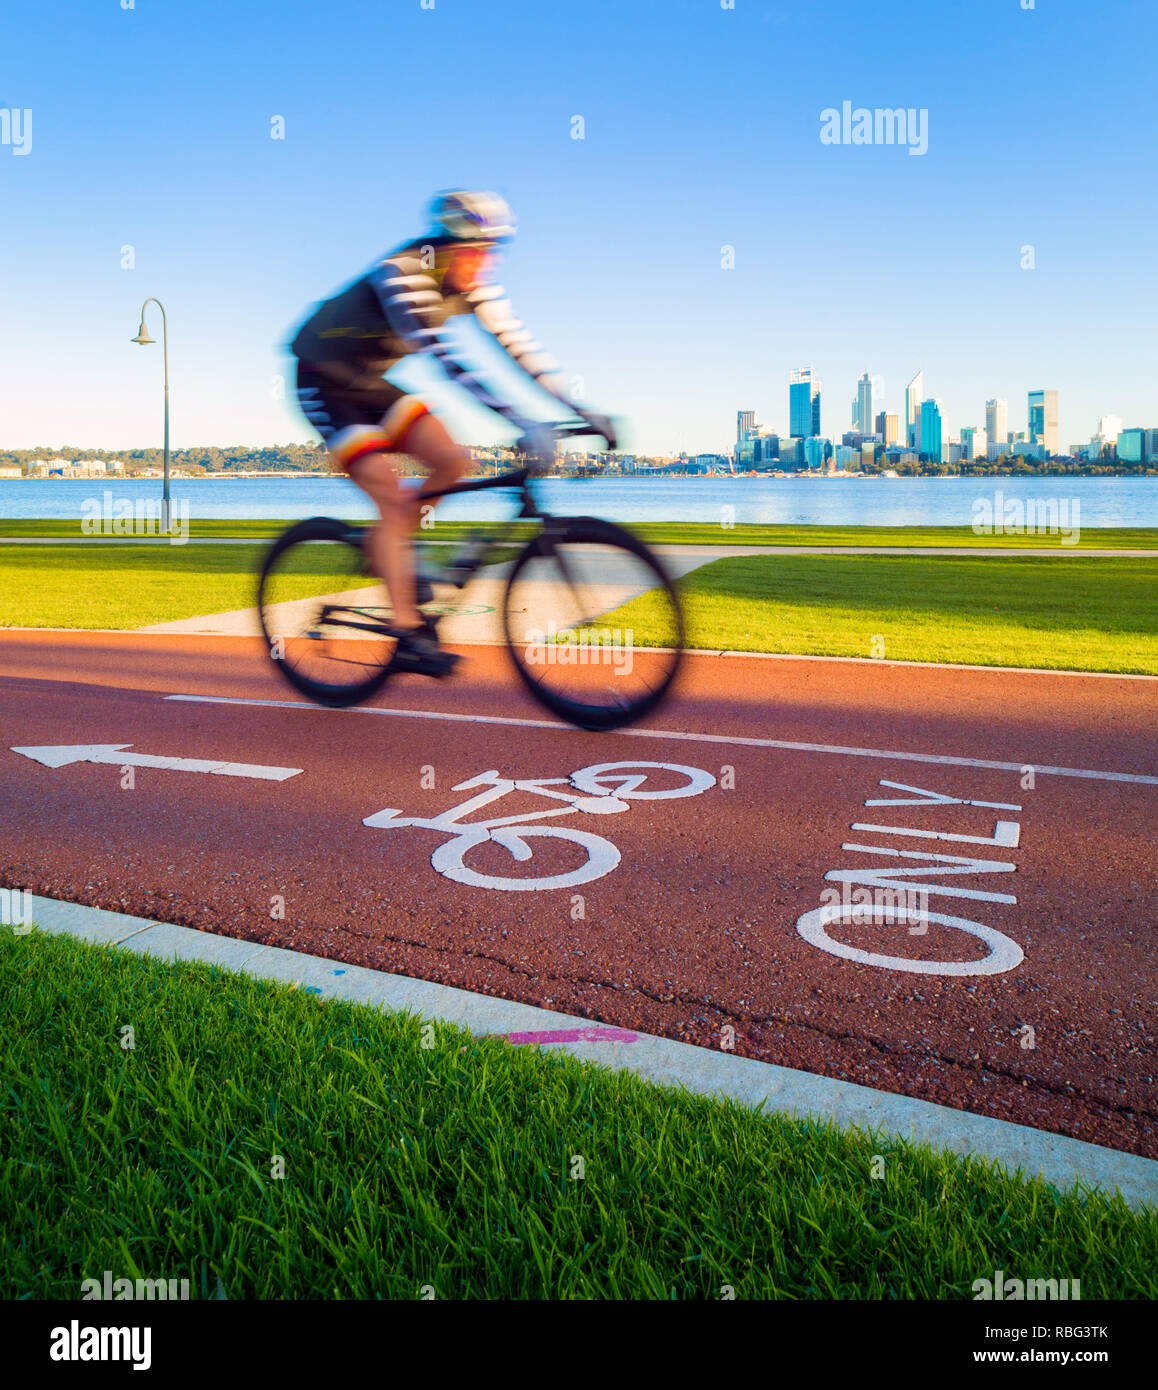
top-left (294, 362), bottom-right (429, 474)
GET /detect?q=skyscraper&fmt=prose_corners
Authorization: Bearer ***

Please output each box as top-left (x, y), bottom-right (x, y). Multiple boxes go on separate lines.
top-left (876, 411), bottom-right (899, 445)
top-left (961, 426), bottom-right (989, 461)
top-left (736, 411), bottom-right (756, 446)
top-left (854, 372), bottom-right (873, 436)
top-left (905, 370), bottom-right (924, 449)
top-left (1028, 390), bottom-right (1059, 455)
top-left (985, 399), bottom-right (1008, 449)
top-left (790, 368), bottom-right (821, 438)
top-left (920, 398), bottom-right (943, 461)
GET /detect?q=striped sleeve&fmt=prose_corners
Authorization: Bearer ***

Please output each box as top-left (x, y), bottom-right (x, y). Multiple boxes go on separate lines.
top-left (367, 255), bottom-right (531, 428)
top-left (467, 285), bottom-right (575, 410)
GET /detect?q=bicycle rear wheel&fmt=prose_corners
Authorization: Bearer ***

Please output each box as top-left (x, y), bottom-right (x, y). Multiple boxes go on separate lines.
top-left (503, 517), bottom-right (684, 730)
top-left (258, 516), bottom-right (396, 707)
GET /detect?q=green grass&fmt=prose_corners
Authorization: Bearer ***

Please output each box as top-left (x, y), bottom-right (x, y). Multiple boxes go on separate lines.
top-left (612, 554), bottom-right (1158, 675)
top-left (0, 542), bottom-right (268, 628)
top-left (3, 516), bottom-right (1157, 547)
top-left (4, 926), bottom-right (1154, 1300)
top-left (3, 542), bottom-right (1155, 676)
top-left (0, 540), bottom-right (520, 629)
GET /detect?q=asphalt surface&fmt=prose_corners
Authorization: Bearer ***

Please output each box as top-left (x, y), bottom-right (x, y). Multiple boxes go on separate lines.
top-left (2, 630), bottom-right (1156, 1157)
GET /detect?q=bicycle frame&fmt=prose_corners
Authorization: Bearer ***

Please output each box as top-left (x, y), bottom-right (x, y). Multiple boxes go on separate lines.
top-left (324, 423), bottom-right (596, 635)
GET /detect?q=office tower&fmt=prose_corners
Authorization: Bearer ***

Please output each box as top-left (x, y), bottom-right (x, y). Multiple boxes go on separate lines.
top-left (1028, 389), bottom-right (1059, 455)
top-left (905, 370), bottom-right (924, 448)
top-left (1097, 414), bottom-right (1122, 445)
top-left (876, 411), bottom-right (899, 445)
top-left (854, 372), bottom-right (873, 436)
top-left (736, 411), bottom-right (756, 445)
top-left (1117, 429), bottom-right (1147, 464)
top-left (961, 426), bottom-right (989, 461)
top-left (804, 436), bottom-right (829, 470)
top-left (790, 367), bottom-right (821, 438)
top-left (920, 398), bottom-right (943, 460)
top-left (985, 399), bottom-right (1008, 449)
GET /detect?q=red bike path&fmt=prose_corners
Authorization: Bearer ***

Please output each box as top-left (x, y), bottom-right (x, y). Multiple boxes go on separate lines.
top-left (2, 629), bottom-right (1156, 1158)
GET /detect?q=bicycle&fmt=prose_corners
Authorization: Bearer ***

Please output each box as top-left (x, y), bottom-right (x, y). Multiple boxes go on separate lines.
top-left (257, 424), bottom-right (685, 730)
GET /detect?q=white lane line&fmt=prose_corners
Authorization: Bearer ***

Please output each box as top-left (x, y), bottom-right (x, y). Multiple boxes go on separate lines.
top-left (161, 693), bottom-right (1158, 787)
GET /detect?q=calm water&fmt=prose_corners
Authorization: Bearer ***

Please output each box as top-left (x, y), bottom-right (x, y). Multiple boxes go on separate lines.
top-left (2, 474), bottom-right (1156, 528)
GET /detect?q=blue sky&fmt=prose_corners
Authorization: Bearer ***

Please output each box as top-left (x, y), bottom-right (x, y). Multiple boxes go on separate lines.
top-left (1, 0), bottom-right (1154, 455)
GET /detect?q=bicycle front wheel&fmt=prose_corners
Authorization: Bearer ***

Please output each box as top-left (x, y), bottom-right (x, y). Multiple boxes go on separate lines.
top-left (503, 517), bottom-right (684, 730)
top-left (258, 516), bottom-right (396, 707)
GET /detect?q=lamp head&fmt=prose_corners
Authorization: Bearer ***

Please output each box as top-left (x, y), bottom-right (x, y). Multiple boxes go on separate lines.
top-left (131, 316), bottom-right (154, 345)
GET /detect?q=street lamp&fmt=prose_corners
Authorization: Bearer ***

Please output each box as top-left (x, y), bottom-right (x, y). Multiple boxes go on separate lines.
top-left (131, 298), bottom-right (171, 532)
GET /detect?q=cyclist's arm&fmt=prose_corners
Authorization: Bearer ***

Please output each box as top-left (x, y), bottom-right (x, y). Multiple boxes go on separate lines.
top-left (468, 286), bottom-right (614, 446)
top-left (465, 285), bottom-right (577, 415)
top-left (368, 255), bottom-right (534, 430)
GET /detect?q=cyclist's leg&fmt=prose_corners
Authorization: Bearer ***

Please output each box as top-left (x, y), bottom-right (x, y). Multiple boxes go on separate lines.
top-left (349, 452), bottom-right (423, 629)
top-left (356, 412), bottom-right (470, 630)
top-left (354, 405), bottom-right (472, 628)
top-left (297, 369), bottom-right (469, 632)
top-left (321, 394), bottom-right (430, 632)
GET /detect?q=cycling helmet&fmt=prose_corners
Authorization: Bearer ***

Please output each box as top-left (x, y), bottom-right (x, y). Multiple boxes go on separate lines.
top-left (428, 190), bottom-right (517, 243)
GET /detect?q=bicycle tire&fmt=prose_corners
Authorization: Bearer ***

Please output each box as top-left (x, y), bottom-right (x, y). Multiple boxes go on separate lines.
top-left (502, 516), bottom-right (684, 730)
top-left (257, 516), bottom-right (394, 708)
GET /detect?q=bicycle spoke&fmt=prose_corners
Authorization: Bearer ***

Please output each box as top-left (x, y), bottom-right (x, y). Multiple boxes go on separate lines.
top-left (505, 525), bottom-right (683, 729)
top-left (259, 525), bottom-right (397, 704)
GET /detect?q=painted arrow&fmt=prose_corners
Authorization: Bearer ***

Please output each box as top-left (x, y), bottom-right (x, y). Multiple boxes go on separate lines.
top-left (10, 744), bottom-right (302, 781)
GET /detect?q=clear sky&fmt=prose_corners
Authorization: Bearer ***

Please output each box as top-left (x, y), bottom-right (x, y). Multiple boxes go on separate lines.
top-left (1, 0), bottom-right (1154, 455)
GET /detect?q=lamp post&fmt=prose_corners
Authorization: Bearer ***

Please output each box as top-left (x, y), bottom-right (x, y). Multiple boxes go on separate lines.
top-left (131, 299), bottom-right (171, 532)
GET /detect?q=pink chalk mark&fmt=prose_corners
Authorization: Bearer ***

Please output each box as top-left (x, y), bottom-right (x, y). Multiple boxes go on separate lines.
top-left (492, 1026), bottom-right (639, 1046)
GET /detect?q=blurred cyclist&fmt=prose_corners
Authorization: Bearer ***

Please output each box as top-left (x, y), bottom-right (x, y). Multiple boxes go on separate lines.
top-left (289, 190), bottom-right (616, 677)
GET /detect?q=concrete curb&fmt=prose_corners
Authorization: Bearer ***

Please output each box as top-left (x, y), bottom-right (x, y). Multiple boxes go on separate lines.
top-left (20, 892), bottom-right (1158, 1211)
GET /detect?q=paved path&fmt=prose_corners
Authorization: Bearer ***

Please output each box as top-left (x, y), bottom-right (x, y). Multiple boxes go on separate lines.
top-left (2, 630), bottom-right (1156, 1159)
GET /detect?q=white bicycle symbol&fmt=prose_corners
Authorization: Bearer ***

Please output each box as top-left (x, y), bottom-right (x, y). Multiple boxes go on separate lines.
top-left (363, 761), bottom-right (716, 890)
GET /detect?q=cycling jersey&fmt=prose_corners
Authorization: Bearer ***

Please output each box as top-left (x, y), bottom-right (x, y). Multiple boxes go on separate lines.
top-left (291, 235), bottom-right (572, 468)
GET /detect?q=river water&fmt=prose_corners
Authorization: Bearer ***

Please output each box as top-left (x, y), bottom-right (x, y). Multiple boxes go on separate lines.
top-left (2, 474), bottom-right (1155, 528)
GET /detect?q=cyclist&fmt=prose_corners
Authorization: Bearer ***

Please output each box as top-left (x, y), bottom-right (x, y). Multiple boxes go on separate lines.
top-left (289, 190), bottom-right (617, 677)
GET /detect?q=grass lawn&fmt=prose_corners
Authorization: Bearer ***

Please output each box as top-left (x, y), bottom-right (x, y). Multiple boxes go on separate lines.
top-left (613, 554), bottom-right (1158, 675)
top-left (0, 542), bottom-right (269, 628)
top-left (0, 541), bottom-right (519, 629)
top-left (2, 517), bottom-right (1157, 547)
top-left (2, 543), bottom-right (1155, 676)
top-left (4, 926), bottom-right (1154, 1300)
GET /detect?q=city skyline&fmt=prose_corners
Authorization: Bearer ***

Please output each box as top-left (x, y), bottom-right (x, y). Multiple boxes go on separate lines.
top-left (734, 372), bottom-right (1112, 460)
